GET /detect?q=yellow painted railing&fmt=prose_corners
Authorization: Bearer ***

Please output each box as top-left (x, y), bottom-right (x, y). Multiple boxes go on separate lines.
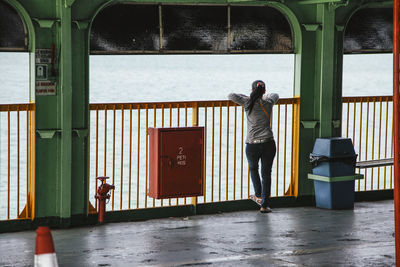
top-left (0, 96), bottom-right (394, 220)
top-left (342, 96), bottom-right (394, 191)
top-left (88, 98), bottom-right (300, 211)
top-left (0, 104), bottom-right (35, 220)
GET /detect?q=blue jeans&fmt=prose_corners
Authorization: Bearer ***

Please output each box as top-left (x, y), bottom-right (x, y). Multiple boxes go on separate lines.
top-left (246, 140), bottom-right (276, 208)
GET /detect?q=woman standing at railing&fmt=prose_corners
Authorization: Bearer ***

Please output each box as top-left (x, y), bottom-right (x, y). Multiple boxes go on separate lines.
top-left (228, 80), bottom-right (279, 213)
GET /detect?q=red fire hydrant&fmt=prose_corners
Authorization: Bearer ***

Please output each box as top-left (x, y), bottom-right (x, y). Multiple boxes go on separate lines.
top-left (95, 176), bottom-right (115, 223)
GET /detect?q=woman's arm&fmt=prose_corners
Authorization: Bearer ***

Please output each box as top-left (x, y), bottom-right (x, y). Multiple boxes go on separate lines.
top-left (262, 93), bottom-right (279, 104)
top-left (228, 93), bottom-right (248, 106)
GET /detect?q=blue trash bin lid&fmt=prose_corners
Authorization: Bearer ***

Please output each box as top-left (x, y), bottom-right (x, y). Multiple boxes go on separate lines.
top-left (311, 137), bottom-right (356, 158)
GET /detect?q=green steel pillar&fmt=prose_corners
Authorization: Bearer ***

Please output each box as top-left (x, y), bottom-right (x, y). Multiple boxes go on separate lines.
top-left (316, 3), bottom-right (342, 138)
top-left (316, 4), bottom-right (335, 137)
top-left (70, 8), bottom-right (90, 218)
top-left (32, 0), bottom-right (89, 225)
top-left (57, 0), bottom-right (73, 224)
top-left (32, 1), bottom-right (64, 221)
top-left (34, 0), bottom-right (74, 224)
top-left (295, 2), bottom-right (343, 197)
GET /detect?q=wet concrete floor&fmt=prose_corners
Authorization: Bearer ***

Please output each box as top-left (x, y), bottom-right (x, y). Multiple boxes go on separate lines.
top-left (0, 199), bottom-right (395, 266)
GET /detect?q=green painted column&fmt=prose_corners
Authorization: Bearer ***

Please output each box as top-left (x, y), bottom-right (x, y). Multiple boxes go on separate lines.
top-left (29, 1), bottom-right (62, 220)
top-left (25, 0), bottom-right (90, 225)
top-left (316, 3), bottom-right (342, 138)
top-left (57, 0), bottom-right (73, 223)
top-left (293, 2), bottom-right (343, 197)
top-left (31, 0), bottom-right (75, 223)
top-left (316, 4), bottom-right (335, 137)
top-left (295, 23), bottom-right (319, 197)
top-left (70, 13), bottom-right (90, 217)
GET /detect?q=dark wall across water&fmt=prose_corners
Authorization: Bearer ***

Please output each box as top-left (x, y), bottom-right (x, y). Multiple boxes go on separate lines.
top-left (0, 1), bottom-right (393, 54)
top-left (89, 4), bottom-right (392, 54)
top-left (90, 4), bottom-right (293, 54)
top-left (344, 8), bottom-right (392, 53)
top-left (0, 1), bottom-right (27, 51)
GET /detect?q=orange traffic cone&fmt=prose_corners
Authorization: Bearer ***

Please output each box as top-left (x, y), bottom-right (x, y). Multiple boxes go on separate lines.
top-left (34, 226), bottom-right (59, 267)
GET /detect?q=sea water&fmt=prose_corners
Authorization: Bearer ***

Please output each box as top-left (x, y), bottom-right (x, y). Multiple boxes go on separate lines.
top-left (0, 53), bottom-right (393, 103)
top-left (0, 53), bottom-right (393, 218)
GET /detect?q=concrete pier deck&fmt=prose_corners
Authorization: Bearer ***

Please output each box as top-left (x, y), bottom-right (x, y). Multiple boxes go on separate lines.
top-left (0, 199), bottom-right (395, 266)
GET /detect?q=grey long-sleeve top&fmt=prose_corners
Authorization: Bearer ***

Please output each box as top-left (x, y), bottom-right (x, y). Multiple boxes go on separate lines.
top-left (228, 92), bottom-right (279, 144)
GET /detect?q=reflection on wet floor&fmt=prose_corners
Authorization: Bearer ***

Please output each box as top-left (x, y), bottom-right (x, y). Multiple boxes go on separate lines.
top-left (0, 200), bottom-right (395, 266)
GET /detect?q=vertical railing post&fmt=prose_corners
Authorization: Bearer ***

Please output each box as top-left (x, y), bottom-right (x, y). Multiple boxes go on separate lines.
top-left (29, 108), bottom-right (36, 219)
top-left (393, 0), bottom-right (400, 265)
top-left (286, 98), bottom-right (300, 196)
top-left (191, 103), bottom-right (199, 211)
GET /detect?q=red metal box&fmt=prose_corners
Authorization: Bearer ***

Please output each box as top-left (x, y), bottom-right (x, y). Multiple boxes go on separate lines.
top-left (148, 127), bottom-right (204, 199)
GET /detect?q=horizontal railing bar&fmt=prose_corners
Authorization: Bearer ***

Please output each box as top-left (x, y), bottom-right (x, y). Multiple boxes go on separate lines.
top-left (0, 104), bottom-right (35, 112)
top-left (1, 97), bottom-right (388, 111)
top-left (0, 48), bottom-right (28, 52)
top-left (342, 96), bottom-right (392, 103)
top-left (356, 158), bottom-right (394, 169)
top-left (89, 98), bottom-right (300, 110)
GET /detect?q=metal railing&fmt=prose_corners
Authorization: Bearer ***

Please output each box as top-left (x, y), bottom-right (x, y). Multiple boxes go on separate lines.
top-left (0, 96), bottom-right (394, 220)
top-left (0, 103), bottom-right (35, 220)
top-left (89, 98), bottom-right (300, 211)
top-left (342, 96), bottom-right (394, 191)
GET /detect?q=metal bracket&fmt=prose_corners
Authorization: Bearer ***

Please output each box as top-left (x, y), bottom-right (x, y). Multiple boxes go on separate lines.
top-left (301, 121), bottom-right (319, 129)
top-left (302, 24), bottom-right (322, 31)
top-left (336, 25), bottom-right (345, 31)
top-left (36, 129), bottom-right (88, 138)
top-left (329, 0), bottom-right (349, 10)
top-left (65, 0), bottom-right (76, 7)
top-left (36, 129), bottom-right (61, 139)
top-left (72, 129), bottom-right (88, 138)
top-left (332, 120), bottom-right (341, 128)
top-left (32, 18), bottom-right (60, 28)
top-left (72, 20), bottom-right (90, 30)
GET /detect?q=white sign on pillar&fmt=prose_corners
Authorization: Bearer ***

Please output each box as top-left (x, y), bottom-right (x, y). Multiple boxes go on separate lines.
top-left (35, 49), bottom-right (56, 96)
top-left (36, 64), bottom-right (48, 80)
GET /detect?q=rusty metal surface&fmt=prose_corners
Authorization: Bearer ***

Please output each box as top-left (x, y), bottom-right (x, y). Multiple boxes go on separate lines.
top-left (0, 200), bottom-right (395, 266)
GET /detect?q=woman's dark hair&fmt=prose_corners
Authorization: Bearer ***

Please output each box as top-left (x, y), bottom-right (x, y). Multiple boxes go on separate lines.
top-left (246, 80), bottom-right (266, 114)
